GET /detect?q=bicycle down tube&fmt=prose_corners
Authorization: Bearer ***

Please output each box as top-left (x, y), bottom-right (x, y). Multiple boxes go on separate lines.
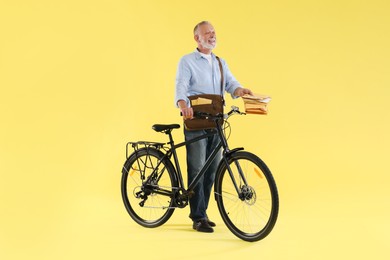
top-left (165, 119), bottom-right (247, 199)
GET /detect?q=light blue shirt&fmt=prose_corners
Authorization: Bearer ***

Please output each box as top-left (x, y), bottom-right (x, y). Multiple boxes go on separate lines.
top-left (175, 50), bottom-right (241, 107)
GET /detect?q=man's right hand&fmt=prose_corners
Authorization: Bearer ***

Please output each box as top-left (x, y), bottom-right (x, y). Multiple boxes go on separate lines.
top-left (181, 107), bottom-right (194, 119)
top-left (178, 100), bottom-right (193, 119)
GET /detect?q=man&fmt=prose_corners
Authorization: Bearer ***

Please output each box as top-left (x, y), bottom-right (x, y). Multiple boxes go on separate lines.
top-left (175, 21), bottom-right (252, 233)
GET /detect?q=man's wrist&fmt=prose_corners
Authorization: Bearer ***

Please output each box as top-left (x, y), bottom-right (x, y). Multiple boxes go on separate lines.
top-left (177, 100), bottom-right (188, 109)
top-left (234, 87), bottom-right (243, 97)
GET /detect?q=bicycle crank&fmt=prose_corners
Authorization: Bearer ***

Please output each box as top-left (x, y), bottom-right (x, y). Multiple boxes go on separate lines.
top-left (174, 188), bottom-right (194, 208)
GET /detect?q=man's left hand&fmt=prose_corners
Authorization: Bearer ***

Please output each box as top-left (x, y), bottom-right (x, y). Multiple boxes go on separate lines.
top-left (234, 87), bottom-right (253, 97)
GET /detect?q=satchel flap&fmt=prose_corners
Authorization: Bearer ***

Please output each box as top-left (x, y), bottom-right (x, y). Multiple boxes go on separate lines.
top-left (191, 97), bottom-right (213, 106)
top-left (187, 94), bottom-right (223, 116)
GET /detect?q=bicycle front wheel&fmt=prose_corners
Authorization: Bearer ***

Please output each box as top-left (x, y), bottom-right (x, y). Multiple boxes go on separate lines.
top-left (121, 148), bottom-right (178, 228)
top-left (215, 151), bottom-right (279, 242)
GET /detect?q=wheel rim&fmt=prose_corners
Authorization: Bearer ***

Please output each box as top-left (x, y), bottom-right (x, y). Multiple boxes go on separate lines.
top-left (218, 156), bottom-right (277, 238)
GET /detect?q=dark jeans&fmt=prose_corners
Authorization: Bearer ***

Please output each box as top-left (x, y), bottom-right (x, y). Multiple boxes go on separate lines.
top-left (184, 128), bottom-right (222, 221)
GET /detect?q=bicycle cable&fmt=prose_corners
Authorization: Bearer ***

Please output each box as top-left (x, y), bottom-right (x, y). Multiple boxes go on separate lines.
top-left (223, 119), bottom-right (232, 141)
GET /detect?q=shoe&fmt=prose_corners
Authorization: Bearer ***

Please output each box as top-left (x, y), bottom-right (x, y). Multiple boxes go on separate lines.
top-left (193, 219), bottom-right (214, 233)
top-left (206, 218), bottom-right (216, 227)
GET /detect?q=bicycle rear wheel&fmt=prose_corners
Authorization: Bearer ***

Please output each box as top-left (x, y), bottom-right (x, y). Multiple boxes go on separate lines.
top-left (121, 147), bottom-right (178, 228)
top-left (215, 151), bottom-right (279, 242)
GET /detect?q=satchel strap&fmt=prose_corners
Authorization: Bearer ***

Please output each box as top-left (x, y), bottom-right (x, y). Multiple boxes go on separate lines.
top-left (216, 56), bottom-right (225, 105)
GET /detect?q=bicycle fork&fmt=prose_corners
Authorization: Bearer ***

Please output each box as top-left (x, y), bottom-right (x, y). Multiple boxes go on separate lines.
top-left (216, 122), bottom-right (251, 201)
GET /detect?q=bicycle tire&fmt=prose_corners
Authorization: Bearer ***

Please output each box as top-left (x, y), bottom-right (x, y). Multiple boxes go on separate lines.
top-left (214, 151), bottom-right (279, 242)
top-left (121, 147), bottom-right (178, 228)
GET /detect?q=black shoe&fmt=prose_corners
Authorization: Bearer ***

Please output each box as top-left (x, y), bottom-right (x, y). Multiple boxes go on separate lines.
top-left (206, 218), bottom-right (216, 227)
top-left (193, 219), bottom-right (214, 233)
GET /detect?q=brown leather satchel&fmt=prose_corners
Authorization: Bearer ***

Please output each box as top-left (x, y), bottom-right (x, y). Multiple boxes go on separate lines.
top-left (184, 56), bottom-right (224, 131)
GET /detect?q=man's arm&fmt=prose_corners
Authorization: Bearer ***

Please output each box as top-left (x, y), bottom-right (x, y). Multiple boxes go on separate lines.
top-left (175, 57), bottom-right (191, 107)
top-left (175, 57), bottom-right (194, 119)
top-left (220, 59), bottom-right (253, 98)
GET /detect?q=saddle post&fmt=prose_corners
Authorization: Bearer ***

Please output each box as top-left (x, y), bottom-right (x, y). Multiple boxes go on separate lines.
top-left (165, 129), bottom-right (175, 147)
top-left (154, 124), bottom-right (186, 195)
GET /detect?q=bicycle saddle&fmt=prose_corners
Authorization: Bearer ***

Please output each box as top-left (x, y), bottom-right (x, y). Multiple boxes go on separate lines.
top-left (152, 124), bottom-right (181, 132)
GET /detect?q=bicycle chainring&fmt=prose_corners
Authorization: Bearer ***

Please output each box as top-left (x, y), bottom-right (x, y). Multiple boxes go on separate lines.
top-left (174, 188), bottom-right (191, 208)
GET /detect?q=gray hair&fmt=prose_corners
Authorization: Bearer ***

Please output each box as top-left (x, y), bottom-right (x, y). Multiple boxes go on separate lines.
top-left (193, 21), bottom-right (211, 36)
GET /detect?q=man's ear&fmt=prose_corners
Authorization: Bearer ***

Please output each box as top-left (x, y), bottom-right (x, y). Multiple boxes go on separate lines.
top-left (194, 34), bottom-right (199, 42)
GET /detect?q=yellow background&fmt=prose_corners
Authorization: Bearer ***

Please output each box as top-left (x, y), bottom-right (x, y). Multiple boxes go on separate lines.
top-left (1, 0), bottom-right (389, 259)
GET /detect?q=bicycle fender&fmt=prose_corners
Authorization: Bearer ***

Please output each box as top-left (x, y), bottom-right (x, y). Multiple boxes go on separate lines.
top-left (224, 147), bottom-right (244, 159)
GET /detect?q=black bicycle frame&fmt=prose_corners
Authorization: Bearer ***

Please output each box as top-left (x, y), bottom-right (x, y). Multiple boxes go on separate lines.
top-left (161, 119), bottom-right (248, 197)
top-left (133, 116), bottom-right (249, 204)
top-left (166, 129), bottom-right (221, 192)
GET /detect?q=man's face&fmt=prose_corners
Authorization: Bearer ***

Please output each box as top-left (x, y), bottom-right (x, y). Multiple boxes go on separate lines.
top-left (196, 23), bottom-right (216, 50)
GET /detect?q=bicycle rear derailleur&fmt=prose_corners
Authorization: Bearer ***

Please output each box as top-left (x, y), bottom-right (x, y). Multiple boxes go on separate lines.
top-left (134, 186), bottom-right (151, 207)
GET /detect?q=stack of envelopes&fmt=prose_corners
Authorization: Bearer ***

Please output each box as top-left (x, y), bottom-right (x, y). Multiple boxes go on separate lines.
top-left (242, 94), bottom-right (271, 115)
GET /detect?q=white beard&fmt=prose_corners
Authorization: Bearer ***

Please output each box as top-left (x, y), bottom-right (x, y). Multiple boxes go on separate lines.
top-left (199, 36), bottom-right (216, 50)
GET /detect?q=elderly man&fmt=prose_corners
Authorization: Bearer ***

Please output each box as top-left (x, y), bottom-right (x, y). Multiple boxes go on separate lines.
top-left (175, 21), bottom-right (252, 233)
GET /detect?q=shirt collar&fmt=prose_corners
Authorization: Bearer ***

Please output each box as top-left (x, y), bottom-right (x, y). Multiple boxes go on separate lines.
top-left (194, 48), bottom-right (215, 59)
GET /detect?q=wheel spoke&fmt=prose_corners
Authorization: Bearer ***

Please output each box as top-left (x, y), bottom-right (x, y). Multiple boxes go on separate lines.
top-left (215, 151), bottom-right (278, 241)
top-left (121, 148), bottom-right (177, 228)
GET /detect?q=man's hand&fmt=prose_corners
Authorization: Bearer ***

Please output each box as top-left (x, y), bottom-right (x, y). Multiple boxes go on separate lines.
top-left (178, 100), bottom-right (193, 119)
top-left (234, 87), bottom-right (253, 97)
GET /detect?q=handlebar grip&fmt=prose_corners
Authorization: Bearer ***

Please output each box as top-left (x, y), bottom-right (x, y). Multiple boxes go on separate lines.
top-left (180, 111), bottom-right (207, 118)
top-left (181, 110), bottom-right (226, 119)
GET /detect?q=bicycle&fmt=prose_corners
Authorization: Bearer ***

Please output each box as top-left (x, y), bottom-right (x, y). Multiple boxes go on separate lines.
top-left (121, 106), bottom-right (279, 242)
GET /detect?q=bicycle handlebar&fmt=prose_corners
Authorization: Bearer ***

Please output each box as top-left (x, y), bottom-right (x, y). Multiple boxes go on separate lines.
top-left (227, 106), bottom-right (246, 117)
top-left (180, 106), bottom-right (246, 120)
top-left (193, 106), bottom-right (246, 120)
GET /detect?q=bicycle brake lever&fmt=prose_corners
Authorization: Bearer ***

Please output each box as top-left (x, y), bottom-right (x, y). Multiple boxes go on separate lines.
top-left (231, 106), bottom-right (239, 111)
top-left (228, 106), bottom-right (242, 115)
